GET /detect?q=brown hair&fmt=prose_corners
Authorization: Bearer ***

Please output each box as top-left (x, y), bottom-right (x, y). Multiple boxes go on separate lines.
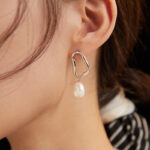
top-left (0, 0), bottom-right (149, 106)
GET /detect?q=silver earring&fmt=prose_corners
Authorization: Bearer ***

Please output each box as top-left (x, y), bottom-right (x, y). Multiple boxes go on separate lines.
top-left (72, 50), bottom-right (90, 98)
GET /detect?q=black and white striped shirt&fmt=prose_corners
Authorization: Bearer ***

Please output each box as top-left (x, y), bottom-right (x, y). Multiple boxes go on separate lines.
top-left (101, 88), bottom-right (150, 150)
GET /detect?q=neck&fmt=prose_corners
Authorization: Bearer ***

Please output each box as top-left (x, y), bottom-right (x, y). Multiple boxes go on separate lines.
top-left (7, 54), bottom-right (114, 150)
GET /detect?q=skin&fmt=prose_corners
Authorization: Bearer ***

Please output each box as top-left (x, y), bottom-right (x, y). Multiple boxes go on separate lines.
top-left (0, 0), bottom-right (117, 149)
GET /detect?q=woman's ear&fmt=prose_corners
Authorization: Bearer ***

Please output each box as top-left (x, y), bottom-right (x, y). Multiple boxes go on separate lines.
top-left (72, 0), bottom-right (117, 56)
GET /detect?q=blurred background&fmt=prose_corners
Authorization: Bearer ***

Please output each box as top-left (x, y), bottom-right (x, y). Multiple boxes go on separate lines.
top-left (127, 0), bottom-right (150, 125)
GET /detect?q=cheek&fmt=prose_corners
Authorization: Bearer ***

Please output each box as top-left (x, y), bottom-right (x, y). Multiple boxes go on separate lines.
top-left (0, 0), bottom-right (74, 139)
top-left (0, 31), bottom-right (69, 139)
top-left (0, 18), bottom-right (69, 141)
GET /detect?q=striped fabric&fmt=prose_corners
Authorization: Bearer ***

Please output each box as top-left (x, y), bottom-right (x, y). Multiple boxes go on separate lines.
top-left (104, 111), bottom-right (150, 150)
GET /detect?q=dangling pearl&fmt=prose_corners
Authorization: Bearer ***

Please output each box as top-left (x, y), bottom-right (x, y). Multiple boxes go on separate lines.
top-left (74, 81), bottom-right (85, 98)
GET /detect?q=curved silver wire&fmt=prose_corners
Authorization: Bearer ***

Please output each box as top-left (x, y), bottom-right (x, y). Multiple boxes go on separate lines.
top-left (72, 50), bottom-right (90, 81)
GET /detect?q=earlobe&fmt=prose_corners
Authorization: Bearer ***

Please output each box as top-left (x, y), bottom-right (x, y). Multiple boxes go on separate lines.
top-left (73, 0), bottom-right (117, 56)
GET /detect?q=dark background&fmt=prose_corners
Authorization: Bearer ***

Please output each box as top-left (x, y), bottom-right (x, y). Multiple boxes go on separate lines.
top-left (0, 0), bottom-right (150, 149)
top-left (128, 0), bottom-right (150, 125)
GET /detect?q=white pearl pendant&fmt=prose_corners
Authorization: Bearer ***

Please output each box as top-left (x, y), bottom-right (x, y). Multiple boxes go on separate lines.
top-left (74, 81), bottom-right (85, 98)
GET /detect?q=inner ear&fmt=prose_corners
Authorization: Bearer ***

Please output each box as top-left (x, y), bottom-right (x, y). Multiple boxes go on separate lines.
top-left (80, 0), bottom-right (106, 38)
top-left (84, 6), bottom-right (102, 32)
